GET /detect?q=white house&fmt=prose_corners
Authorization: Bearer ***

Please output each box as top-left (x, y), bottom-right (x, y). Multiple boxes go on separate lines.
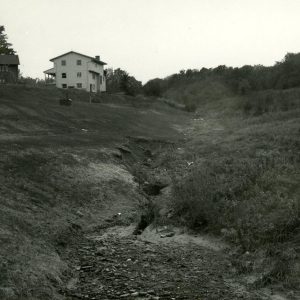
top-left (44, 51), bottom-right (107, 92)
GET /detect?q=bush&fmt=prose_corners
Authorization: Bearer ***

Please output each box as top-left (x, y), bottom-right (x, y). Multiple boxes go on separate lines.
top-left (170, 156), bottom-right (300, 250)
top-left (143, 78), bottom-right (165, 97)
top-left (242, 88), bottom-right (300, 115)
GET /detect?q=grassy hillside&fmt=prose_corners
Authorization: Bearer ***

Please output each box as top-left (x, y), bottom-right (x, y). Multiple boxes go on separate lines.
top-left (141, 84), bottom-right (300, 290)
top-left (164, 78), bottom-right (233, 109)
top-left (0, 85), bottom-right (188, 299)
top-left (0, 85), bottom-right (186, 141)
top-left (0, 83), bottom-right (299, 298)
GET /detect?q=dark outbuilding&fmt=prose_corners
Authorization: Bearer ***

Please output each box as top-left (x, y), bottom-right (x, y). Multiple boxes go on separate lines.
top-left (0, 54), bottom-right (20, 83)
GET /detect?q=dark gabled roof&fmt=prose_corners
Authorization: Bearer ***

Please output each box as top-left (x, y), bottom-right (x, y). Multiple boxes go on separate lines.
top-left (0, 55), bottom-right (20, 65)
top-left (50, 51), bottom-right (106, 65)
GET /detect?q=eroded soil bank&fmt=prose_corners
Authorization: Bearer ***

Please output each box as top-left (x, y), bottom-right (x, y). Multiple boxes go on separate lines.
top-left (57, 138), bottom-right (296, 300)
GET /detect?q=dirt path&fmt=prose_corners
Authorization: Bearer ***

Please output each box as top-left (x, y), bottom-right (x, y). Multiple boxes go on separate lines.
top-left (60, 224), bottom-right (278, 300)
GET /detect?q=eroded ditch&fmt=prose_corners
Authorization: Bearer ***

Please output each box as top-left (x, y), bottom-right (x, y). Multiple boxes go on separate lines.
top-left (58, 137), bottom-right (293, 300)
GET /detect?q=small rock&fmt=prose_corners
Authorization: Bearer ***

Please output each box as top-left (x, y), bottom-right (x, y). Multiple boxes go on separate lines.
top-left (96, 246), bottom-right (107, 255)
top-left (120, 293), bottom-right (130, 297)
top-left (160, 232), bottom-right (175, 238)
top-left (165, 232), bottom-right (175, 237)
top-left (81, 265), bottom-right (93, 270)
top-left (76, 210), bottom-right (84, 217)
top-left (117, 146), bottom-right (131, 154)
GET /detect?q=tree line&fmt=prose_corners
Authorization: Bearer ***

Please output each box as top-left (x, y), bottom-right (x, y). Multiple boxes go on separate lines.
top-left (143, 52), bottom-right (300, 97)
top-left (106, 52), bottom-right (300, 97)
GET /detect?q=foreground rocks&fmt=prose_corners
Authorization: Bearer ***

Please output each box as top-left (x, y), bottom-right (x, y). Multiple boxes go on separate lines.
top-left (61, 228), bottom-right (271, 300)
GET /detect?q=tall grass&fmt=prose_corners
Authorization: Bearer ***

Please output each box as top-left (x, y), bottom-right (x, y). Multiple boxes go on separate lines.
top-left (171, 155), bottom-right (300, 250)
top-left (164, 86), bottom-right (300, 250)
top-left (242, 88), bottom-right (300, 115)
top-left (164, 79), bottom-right (232, 111)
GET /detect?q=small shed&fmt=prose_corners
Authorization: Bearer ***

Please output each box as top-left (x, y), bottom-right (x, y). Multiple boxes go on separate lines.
top-left (0, 54), bottom-right (20, 83)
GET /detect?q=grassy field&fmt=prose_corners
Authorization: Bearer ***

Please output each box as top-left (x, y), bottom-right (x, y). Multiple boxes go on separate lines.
top-left (0, 83), bottom-right (299, 298)
top-left (150, 84), bottom-right (300, 289)
top-left (127, 82), bottom-right (300, 291)
top-left (0, 85), bottom-right (188, 299)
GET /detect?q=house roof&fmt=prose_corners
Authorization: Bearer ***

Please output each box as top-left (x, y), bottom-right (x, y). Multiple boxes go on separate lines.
top-left (43, 67), bottom-right (55, 75)
top-left (0, 55), bottom-right (20, 65)
top-left (50, 51), bottom-right (106, 65)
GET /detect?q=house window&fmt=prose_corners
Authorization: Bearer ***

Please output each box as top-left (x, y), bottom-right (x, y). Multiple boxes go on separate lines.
top-left (62, 84), bottom-right (67, 88)
top-left (0, 65), bottom-right (8, 72)
top-left (77, 72), bottom-right (82, 78)
top-left (92, 73), bottom-right (96, 80)
top-left (61, 60), bottom-right (66, 66)
top-left (62, 73), bottom-right (66, 78)
top-left (77, 83), bottom-right (82, 88)
top-left (77, 60), bottom-right (81, 65)
top-left (100, 75), bottom-right (102, 84)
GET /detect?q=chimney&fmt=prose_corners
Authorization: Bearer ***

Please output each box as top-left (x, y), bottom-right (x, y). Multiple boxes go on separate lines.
top-left (95, 55), bottom-right (100, 61)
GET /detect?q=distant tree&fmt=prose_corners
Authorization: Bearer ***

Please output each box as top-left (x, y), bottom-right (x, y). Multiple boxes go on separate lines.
top-left (274, 53), bottom-right (300, 89)
top-left (106, 68), bottom-right (124, 93)
top-left (120, 71), bottom-right (130, 92)
top-left (214, 65), bottom-right (227, 76)
top-left (106, 68), bottom-right (142, 96)
top-left (199, 67), bottom-right (210, 79)
top-left (120, 71), bottom-right (143, 96)
top-left (141, 51), bottom-right (300, 103)
top-left (179, 69), bottom-right (185, 77)
top-left (0, 26), bottom-right (16, 55)
top-left (143, 78), bottom-right (165, 97)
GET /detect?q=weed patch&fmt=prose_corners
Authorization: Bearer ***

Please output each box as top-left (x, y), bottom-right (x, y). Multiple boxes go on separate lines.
top-left (170, 156), bottom-right (300, 250)
top-left (242, 88), bottom-right (300, 115)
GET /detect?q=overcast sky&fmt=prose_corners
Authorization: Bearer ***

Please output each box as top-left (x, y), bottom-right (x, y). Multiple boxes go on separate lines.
top-left (2, 0), bottom-right (300, 83)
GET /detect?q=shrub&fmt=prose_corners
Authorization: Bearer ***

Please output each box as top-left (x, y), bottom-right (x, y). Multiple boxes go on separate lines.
top-left (170, 156), bottom-right (300, 250)
top-left (143, 78), bottom-right (165, 97)
top-left (242, 88), bottom-right (300, 115)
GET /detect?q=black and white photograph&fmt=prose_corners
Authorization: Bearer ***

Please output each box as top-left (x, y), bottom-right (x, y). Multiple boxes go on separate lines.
top-left (0, 0), bottom-right (300, 299)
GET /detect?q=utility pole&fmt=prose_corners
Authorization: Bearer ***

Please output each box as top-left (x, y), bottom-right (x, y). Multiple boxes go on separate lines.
top-left (89, 84), bottom-right (92, 104)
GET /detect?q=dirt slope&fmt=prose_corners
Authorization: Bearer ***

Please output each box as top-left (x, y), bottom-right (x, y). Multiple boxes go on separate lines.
top-left (0, 86), bottom-right (188, 299)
